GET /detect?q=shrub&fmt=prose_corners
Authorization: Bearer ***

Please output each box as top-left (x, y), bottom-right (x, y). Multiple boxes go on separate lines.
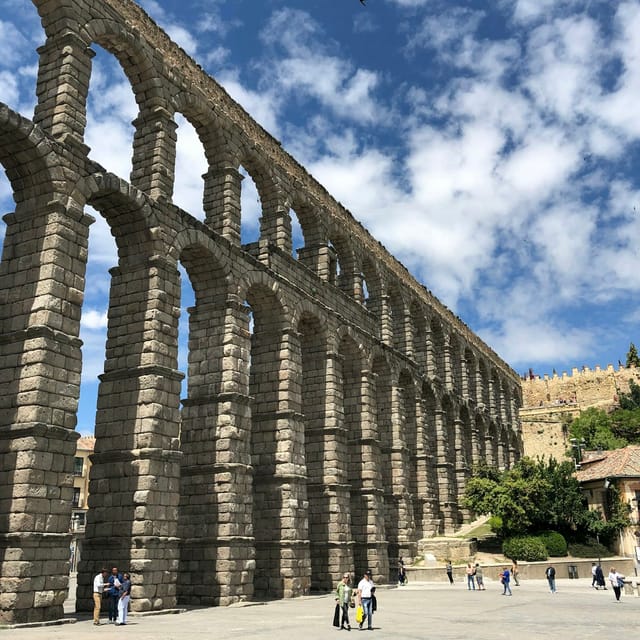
top-left (567, 542), bottom-right (614, 558)
top-left (502, 536), bottom-right (548, 562)
top-left (487, 515), bottom-right (503, 534)
top-left (538, 531), bottom-right (568, 557)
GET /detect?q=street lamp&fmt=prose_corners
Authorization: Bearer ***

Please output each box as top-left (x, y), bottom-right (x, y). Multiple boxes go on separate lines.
top-left (570, 438), bottom-right (586, 469)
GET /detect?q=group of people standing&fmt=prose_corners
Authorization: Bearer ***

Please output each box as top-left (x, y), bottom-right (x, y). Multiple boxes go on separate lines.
top-left (92, 566), bottom-right (131, 626)
top-left (335, 569), bottom-right (377, 631)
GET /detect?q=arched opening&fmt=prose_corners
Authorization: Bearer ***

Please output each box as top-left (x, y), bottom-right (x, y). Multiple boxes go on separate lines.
top-left (173, 115), bottom-right (208, 218)
top-left (290, 206), bottom-right (304, 258)
top-left (441, 395), bottom-right (460, 529)
top-left (478, 359), bottom-right (490, 408)
top-left (362, 257), bottom-right (382, 318)
top-left (85, 44), bottom-right (137, 179)
top-left (458, 405), bottom-right (474, 520)
top-left (240, 166), bottom-right (262, 246)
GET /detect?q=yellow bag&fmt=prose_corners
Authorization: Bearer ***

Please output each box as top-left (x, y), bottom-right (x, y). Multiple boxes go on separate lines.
top-left (355, 605), bottom-right (364, 624)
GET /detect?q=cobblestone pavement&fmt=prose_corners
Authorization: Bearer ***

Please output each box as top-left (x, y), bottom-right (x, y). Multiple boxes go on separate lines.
top-left (5, 579), bottom-right (637, 640)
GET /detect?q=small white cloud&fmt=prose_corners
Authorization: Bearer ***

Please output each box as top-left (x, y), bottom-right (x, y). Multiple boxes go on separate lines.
top-left (81, 309), bottom-right (108, 330)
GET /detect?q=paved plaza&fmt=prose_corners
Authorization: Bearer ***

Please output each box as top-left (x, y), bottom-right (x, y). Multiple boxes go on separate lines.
top-left (5, 578), bottom-right (638, 640)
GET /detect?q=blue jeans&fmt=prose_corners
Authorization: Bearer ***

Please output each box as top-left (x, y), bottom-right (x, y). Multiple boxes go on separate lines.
top-left (467, 574), bottom-right (475, 590)
top-left (502, 581), bottom-right (512, 595)
top-left (548, 577), bottom-right (556, 593)
top-left (361, 597), bottom-right (373, 628)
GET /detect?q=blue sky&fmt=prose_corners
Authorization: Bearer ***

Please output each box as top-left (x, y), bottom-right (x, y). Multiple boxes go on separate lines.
top-left (2, 0), bottom-right (640, 433)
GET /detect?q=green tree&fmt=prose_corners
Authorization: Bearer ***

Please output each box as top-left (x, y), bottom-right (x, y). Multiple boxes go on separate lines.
top-left (567, 407), bottom-right (628, 451)
top-left (463, 457), bottom-right (629, 542)
top-left (618, 379), bottom-right (640, 410)
top-left (626, 342), bottom-right (640, 368)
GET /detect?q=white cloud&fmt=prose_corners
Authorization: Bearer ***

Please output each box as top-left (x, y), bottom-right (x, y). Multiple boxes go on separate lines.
top-left (81, 309), bottom-right (108, 330)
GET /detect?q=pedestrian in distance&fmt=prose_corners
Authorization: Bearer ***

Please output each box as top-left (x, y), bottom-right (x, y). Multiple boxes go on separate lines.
top-left (445, 560), bottom-right (454, 585)
top-left (591, 562), bottom-right (597, 588)
top-left (116, 572), bottom-right (131, 625)
top-left (545, 564), bottom-right (557, 593)
top-left (474, 563), bottom-right (485, 590)
top-left (595, 564), bottom-right (606, 589)
top-left (335, 572), bottom-right (352, 630)
top-left (398, 558), bottom-right (407, 586)
top-left (511, 560), bottom-right (520, 586)
top-left (107, 566), bottom-right (123, 623)
top-left (500, 567), bottom-right (512, 596)
top-left (608, 566), bottom-right (624, 602)
top-left (466, 563), bottom-right (476, 590)
top-left (92, 568), bottom-right (109, 625)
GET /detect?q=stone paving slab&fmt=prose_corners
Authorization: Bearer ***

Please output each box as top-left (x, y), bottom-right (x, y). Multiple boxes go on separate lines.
top-left (5, 579), bottom-right (637, 640)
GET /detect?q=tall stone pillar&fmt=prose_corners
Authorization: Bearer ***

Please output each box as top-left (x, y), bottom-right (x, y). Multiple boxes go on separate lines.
top-left (413, 397), bottom-right (439, 538)
top-left (130, 105), bottom-right (178, 201)
top-left (33, 32), bottom-right (94, 147)
top-left (0, 202), bottom-right (92, 624)
top-left (260, 203), bottom-right (292, 255)
top-left (321, 351), bottom-right (353, 581)
top-left (177, 294), bottom-right (254, 605)
top-left (350, 370), bottom-right (388, 581)
top-left (251, 326), bottom-right (311, 599)
top-left (388, 385), bottom-right (416, 561)
top-left (442, 335), bottom-right (453, 391)
top-left (76, 255), bottom-right (183, 613)
top-left (203, 165), bottom-right (243, 244)
top-left (453, 418), bottom-right (470, 521)
top-left (434, 409), bottom-right (457, 531)
top-left (380, 295), bottom-right (392, 347)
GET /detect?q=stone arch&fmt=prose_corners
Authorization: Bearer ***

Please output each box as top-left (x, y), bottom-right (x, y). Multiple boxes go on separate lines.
top-left (329, 227), bottom-right (359, 299)
top-left (418, 381), bottom-right (441, 536)
top-left (0, 103), bottom-right (61, 203)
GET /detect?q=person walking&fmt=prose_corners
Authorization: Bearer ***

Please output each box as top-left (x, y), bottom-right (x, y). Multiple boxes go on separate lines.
top-left (466, 563), bottom-right (476, 590)
top-left (445, 560), bottom-right (454, 585)
top-left (595, 564), bottom-right (606, 589)
top-left (116, 572), bottom-right (131, 625)
top-left (545, 565), bottom-right (557, 594)
top-left (608, 567), bottom-right (624, 602)
top-left (511, 560), bottom-right (520, 586)
top-left (92, 568), bottom-right (108, 625)
top-left (474, 563), bottom-right (485, 590)
top-left (357, 569), bottom-right (375, 630)
top-left (107, 566), bottom-right (123, 623)
top-left (500, 567), bottom-right (512, 596)
top-left (336, 572), bottom-right (352, 630)
top-left (591, 562), bottom-right (597, 588)
top-left (398, 558), bottom-right (406, 586)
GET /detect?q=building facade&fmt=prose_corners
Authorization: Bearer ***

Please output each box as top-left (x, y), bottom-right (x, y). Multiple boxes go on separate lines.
top-left (0, 0), bottom-right (522, 625)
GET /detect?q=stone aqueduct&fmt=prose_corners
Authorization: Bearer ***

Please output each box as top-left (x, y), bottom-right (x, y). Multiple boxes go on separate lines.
top-left (0, 0), bottom-right (522, 625)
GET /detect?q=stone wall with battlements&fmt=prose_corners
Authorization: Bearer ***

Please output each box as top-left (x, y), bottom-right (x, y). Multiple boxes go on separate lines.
top-left (0, 0), bottom-right (521, 624)
top-left (520, 364), bottom-right (640, 460)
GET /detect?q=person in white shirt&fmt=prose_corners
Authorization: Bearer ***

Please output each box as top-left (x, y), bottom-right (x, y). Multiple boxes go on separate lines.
top-left (92, 568), bottom-right (108, 625)
top-left (608, 567), bottom-right (624, 602)
top-left (357, 569), bottom-right (375, 630)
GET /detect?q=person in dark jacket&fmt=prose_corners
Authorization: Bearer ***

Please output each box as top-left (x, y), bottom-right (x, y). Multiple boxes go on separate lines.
top-left (107, 566), bottom-right (123, 623)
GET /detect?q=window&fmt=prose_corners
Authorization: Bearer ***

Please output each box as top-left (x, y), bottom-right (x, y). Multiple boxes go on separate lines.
top-left (72, 487), bottom-right (81, 508)
top-left (74, 457), bottom-right (84, 477)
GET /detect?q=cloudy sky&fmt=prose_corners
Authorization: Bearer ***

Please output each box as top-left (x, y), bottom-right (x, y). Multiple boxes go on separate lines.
top-left (2, 0), bottom-right (640, 432)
